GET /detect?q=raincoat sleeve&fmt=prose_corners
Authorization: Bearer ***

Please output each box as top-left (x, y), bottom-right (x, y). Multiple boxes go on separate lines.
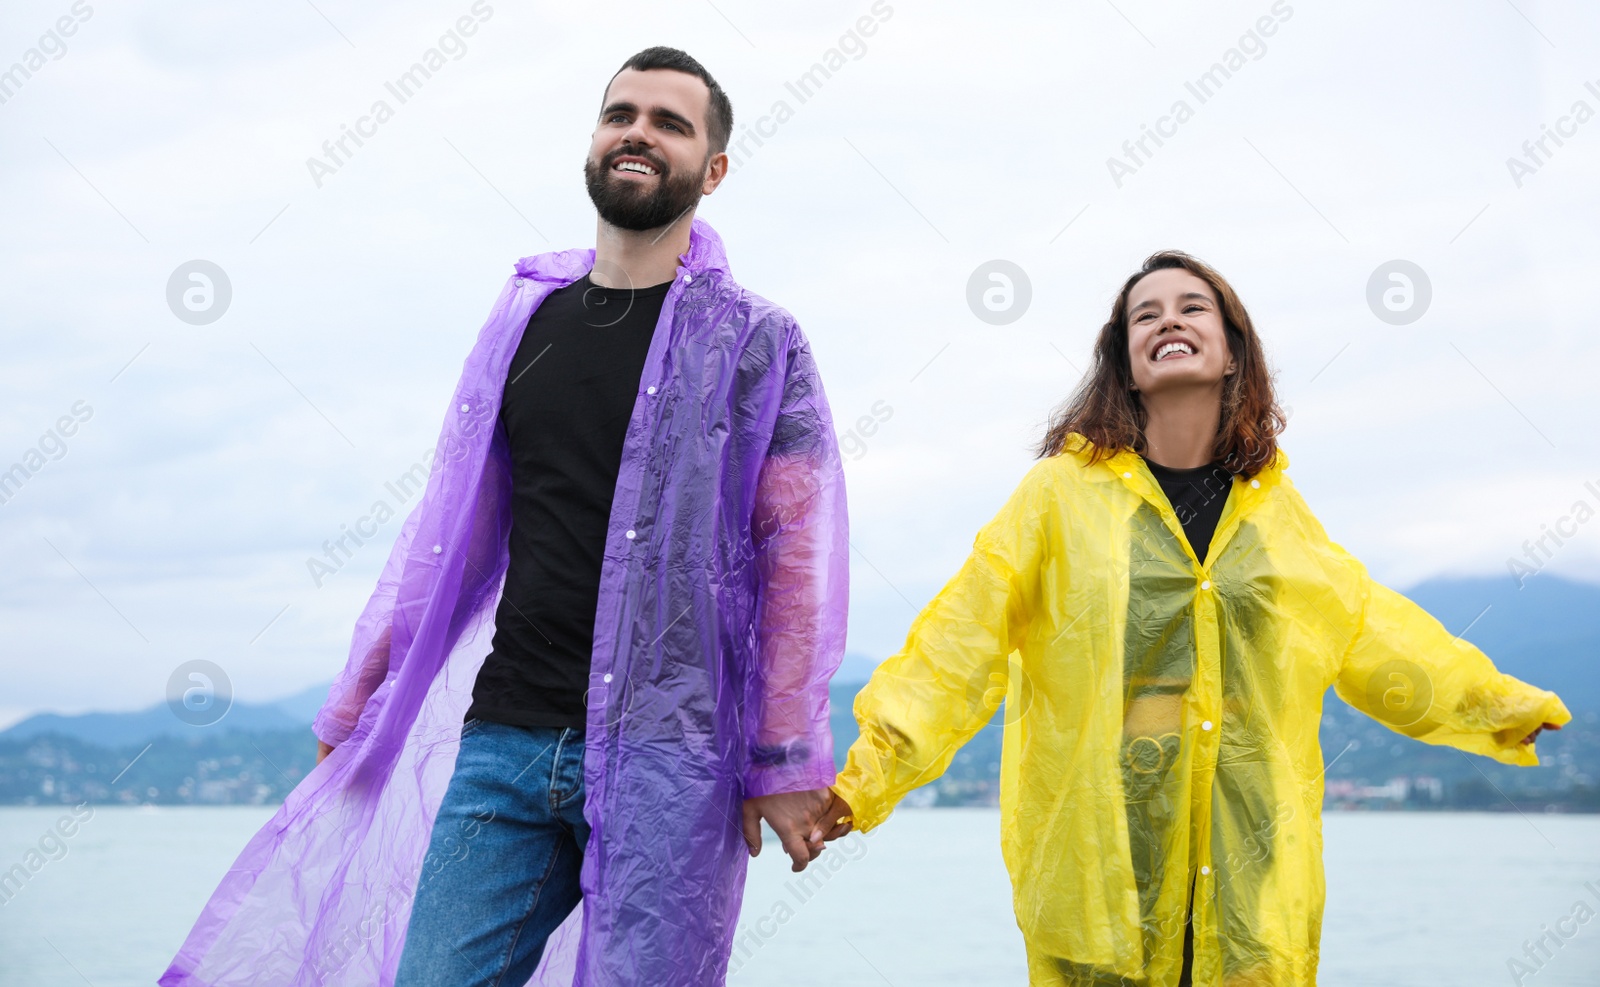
top-left (1329, 546), bottom-right (1571, 767)
top-left (743, 327), bottom-right (850, 798)
top-left (312, 499), bottom-right (426, 748)
top-left (832, 460), bottom-right (1054, 830)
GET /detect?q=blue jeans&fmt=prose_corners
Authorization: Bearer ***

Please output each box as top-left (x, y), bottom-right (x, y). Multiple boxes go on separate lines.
top-left (394, 720), bottom-right (589, 987)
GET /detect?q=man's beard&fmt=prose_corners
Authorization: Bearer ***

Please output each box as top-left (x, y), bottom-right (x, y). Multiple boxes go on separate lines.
top-left (584, 146), bottom-right (705, 233)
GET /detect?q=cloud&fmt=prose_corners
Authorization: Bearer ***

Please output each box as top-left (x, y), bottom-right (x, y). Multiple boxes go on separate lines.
top-left (3, 0), bottom-right (1598, 717)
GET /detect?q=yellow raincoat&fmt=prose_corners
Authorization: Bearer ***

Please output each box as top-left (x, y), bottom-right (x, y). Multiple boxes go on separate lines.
top-left (833, 434), bottom-right (1570, 986)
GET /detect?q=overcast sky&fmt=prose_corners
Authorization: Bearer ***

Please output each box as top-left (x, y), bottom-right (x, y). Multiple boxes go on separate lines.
top-left (2, 0), bottom-right (1598, 727)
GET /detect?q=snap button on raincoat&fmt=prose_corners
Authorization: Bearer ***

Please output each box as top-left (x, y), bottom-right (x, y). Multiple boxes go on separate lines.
top-left (161, 219), bottom-right (849, 987)
top-left (833, 434), bottom-right (1569, 987)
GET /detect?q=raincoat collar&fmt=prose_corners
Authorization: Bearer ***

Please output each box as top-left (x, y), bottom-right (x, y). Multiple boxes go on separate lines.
top-left (1061, 432), bottom-right (1290, 568)
top-left (1059, 432), bottom-right (1288, 486)
top-left (512, 215), bottom-right (732, 283)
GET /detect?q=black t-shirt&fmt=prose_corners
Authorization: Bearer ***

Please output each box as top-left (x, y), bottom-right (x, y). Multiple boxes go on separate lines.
top-left (1144, 458), bottom-right (1229, 981)
top-left (465, 274), bottom-right (671, 730)
top-left (1142, 457), bottom-right (1236, 564)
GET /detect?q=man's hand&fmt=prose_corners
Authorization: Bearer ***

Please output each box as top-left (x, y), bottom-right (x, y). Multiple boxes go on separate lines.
top-left (809, 789), bottom-right (855, 843)
top-left (742, 789), bottom-right (831, 872)
top-left (316, 738), bottom-right (334, 765)
top-left (1520, 722), bottom-right (1563, 746)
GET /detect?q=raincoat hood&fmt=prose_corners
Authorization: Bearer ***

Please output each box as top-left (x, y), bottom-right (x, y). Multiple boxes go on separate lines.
top-left (163, 217), bottom-right (849, 987)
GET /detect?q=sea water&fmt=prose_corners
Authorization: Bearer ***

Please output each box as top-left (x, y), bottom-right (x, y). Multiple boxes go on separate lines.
top-left (0, 806), bottom-right (1596, 986)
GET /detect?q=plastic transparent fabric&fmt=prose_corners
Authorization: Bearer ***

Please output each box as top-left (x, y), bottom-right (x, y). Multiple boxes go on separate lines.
top-left (162, 219), bottom-right (848, 987)
top-left (833, 434), bottom-right (1569, 987)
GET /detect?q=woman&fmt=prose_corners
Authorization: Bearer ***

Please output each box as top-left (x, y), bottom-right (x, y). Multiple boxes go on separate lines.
top-left (814, 251), bottom-right (1569, 986)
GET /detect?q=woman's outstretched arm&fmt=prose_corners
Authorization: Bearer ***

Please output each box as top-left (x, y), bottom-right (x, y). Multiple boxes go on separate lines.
top-left (1331, 551), bottom-right (1570, 766)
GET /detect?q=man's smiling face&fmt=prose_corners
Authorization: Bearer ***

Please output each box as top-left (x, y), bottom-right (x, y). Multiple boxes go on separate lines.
top-left (585, 68), bottom-right (721, 232)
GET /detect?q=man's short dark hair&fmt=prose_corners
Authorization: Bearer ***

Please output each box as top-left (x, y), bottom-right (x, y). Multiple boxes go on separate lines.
top-left (607, 47), bottom-right (733, 157)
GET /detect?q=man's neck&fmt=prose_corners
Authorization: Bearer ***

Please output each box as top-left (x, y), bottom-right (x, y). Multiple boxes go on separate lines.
top-left (1140, 386), bottom-right (1223, 469)
top-left (591, 214), bottom-right (695, 289)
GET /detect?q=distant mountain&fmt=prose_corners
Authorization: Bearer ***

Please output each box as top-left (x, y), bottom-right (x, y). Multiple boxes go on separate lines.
top-left (1401, 574), bottom-right (1597, 712)
top-left (0, 656), bottom-right (885, 751)
top-left (832, 651), bottom-right (881, 685)
top-left (266, 681), bottom-right (334, 723)
top-left (8, 575), bottom-right (1591, 747)
top-left (0, 682), bottom-right (330, 747)
top-left (3, 576), bottom-right (1593, 809)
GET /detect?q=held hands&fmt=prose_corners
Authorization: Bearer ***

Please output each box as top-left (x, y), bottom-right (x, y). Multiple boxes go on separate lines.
top-left (742, 789), bottom-right (830, 872)
top-left (808, 790), bottom-right (856, 843)
top-left (741, 788), bottom-right (858, 872)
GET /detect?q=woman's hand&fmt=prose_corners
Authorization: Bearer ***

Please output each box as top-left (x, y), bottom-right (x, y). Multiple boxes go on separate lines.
top-left (1520, 722), bottom-right (1563, 746)
top-left (807, 789), bottom-right (856, 843)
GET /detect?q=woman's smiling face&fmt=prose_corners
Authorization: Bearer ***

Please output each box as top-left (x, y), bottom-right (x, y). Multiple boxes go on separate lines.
top-left (1125, 268), bottom-right (1236, 397)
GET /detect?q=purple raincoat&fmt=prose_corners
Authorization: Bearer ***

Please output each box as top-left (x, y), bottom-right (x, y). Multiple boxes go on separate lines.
top-left (161, 218), bottom-right (849, 987)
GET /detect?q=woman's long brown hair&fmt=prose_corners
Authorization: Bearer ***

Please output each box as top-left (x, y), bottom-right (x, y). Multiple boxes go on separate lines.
top-left (1037, 250), bottom-right (1286, 478)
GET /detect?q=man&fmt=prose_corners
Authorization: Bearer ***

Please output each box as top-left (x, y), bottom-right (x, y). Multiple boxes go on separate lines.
top-left (162, 47), bottom-right (847, 987)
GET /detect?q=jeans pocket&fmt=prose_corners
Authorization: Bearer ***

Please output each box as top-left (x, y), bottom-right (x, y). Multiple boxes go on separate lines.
top-left (460, 717), bottom-right (485, 739)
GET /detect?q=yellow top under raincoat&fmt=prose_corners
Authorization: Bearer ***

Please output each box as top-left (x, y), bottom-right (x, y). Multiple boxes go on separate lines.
top-left (832, 434), bottom-right (1570, 987)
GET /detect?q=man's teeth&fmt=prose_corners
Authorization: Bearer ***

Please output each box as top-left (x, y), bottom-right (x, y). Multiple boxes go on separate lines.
top-left (616, 161), bottom-right (657, 176)
top-left (1155, 342), bottom-right (1195, 361)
